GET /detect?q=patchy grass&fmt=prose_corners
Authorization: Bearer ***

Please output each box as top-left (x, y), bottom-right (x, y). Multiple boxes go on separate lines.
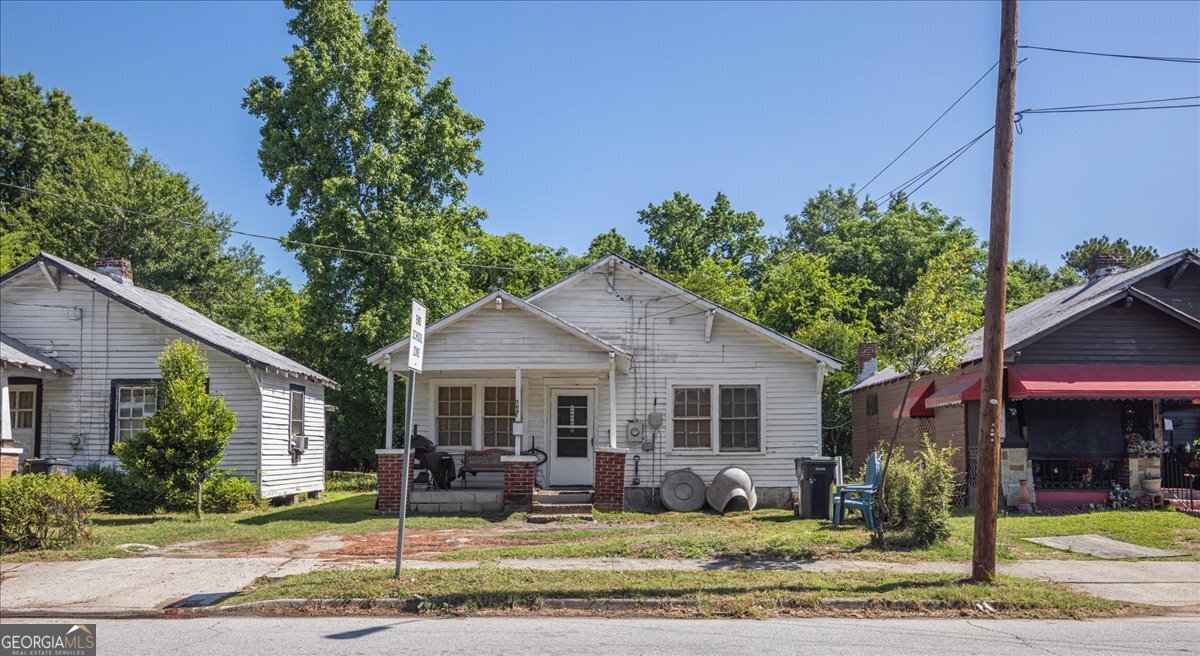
top-left (0, 493), bottom-right (524, 562)
top-left (222, 567), bottom-right (1130, 618)
top-left (433, 508), bottom-right (1200, 562)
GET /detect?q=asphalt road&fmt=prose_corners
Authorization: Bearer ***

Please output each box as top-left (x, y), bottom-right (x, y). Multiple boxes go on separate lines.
top-left (3, 615), bottom-right (1196, 656)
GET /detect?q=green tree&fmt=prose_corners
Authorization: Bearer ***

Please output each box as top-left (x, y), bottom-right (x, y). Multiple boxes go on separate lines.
top-left (1062, 235), bottom-right (1158, 276)
top-left (114, 341), bottom-right (237, 520)
top-left (1006, 258), bottom-right (1081, 310)
top-left (671, 257), bottom-right (758, 317)
top-left (0, 73), bottom-right (302, 354)
top-left (584, 228), bottom-right (643, 264)
top-left (467, 231), bottom-right (579, 297)
top-left (638, 191), bottom-right (766, 277)
top-left (873, 243), bottom-right (978, 544)
top-left (244, 0), bottom-right (485, 468)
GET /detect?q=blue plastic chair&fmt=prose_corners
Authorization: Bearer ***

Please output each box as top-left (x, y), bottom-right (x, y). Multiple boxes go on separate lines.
top-left (833, 452), bottom-right (881, 530)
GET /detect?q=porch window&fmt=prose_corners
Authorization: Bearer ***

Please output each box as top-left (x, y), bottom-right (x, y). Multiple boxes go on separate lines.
top-left (111, 381), bottom-right (158, 445)
top-left (673, 387), bottom-right (712, 449)
top-left (719, 385), bottom-right (760, 451)
top-left (483, 386), bottom-right (517, 449)
top-left (436, 386), bottom-right (473, 447)
top-left (9, 389), bottom-right (35, 429)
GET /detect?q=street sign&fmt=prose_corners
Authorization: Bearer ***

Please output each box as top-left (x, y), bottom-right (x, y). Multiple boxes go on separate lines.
top-left (408, 300), bottom-right (426, 373)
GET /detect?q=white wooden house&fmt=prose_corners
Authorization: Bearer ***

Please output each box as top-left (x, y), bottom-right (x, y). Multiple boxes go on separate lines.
top-left (367, 254), bottom-right (841, 509)
top-left (0, 253), bottom-right (337, 499)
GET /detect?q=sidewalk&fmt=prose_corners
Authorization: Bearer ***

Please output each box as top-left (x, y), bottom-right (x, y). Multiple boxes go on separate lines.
top-left (2, 555), bottom-right (1197, 616)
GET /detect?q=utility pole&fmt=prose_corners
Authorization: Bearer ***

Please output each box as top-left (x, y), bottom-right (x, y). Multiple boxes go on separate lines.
top-left (972, 0), bottom-right (1019, 583)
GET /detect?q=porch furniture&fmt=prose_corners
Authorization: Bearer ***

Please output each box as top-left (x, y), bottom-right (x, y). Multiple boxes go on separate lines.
top-left (833, 452), bottom-right (881, 530)
top-left (459, 448), bottom-right (509, 488)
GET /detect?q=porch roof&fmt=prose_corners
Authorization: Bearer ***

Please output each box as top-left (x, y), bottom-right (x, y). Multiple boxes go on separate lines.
top-left (1008, 364), bottom-right (1200, 400)
top-left (892, 379), bottom-right (936, 418)
top-left (0, 332), bottom-right (73, 376)
top-left (925, 371), bottom-right (983, 408)
top-left (366, 290), bottom-right (633, 373)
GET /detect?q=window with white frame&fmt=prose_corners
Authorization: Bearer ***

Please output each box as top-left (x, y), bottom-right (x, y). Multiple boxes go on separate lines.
top-left (289, 384), bottom-right (306, 441)
top-left (482, 386), bottom-right (517, 449)
top-left (112, 381), bottom-right (158, 446)
top-left (673, 387), bottom-right (712, 449)
top-left (719, 385), bottom-right (760, 451)
top-left (436, 386), bottom-right (473, 446)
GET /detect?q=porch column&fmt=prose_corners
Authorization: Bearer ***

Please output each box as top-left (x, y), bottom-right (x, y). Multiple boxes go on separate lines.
top-left (514, 367), bottom-right (523, 450)
top-left (384, 355), bottom-right (395, 449)
top-left (594, 447), bottom-right (628, 512)
top-left (502, 454), bottom-right (537, 512)
top-left (608, 353), bottom-right (617, 448)
top-left (0, 369), bottom-right (21, 478)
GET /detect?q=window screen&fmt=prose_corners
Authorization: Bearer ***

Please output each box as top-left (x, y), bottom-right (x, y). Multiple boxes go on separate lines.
top-left (113, 382), bottom-right (158, 444)
top-left (719, 385), bottom-right (760, 451)
top-left (290, 385), bottom-right (306, 438)
top-left (673, 387), bottom-right (712, 448)
top-left (483, 386), bottom-right (517, 448)
top-left (437, 386), bottom-right (473, 447)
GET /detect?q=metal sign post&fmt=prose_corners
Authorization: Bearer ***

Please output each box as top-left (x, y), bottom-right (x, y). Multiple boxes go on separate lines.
top-left (395, 300), bottom-right (426, 577)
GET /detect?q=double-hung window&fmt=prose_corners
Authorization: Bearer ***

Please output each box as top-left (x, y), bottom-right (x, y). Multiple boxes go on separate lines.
top-left (111, 380), bottom-right (158, 448)
top-left (436, 386), bottom-right (473, 447)
top-left (482, 386), bottom-right (517, 449)
top-left (672, 384), bottom-right (761, 452)
top-left (289, 384), bottom-right (306, 445)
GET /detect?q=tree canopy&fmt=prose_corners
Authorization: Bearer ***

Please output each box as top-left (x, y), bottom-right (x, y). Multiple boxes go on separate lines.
top-left (1062, 235), bottom-right (1159, 276)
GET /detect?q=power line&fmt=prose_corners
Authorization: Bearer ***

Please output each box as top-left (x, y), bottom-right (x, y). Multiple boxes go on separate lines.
top-left (1016, 95), bottom-right (1199, 112)
top-left (857, 60), bottom-right (1001, 195)
top-left (0, 182), bottom-right (581, 274)
top-left (1019, 103), bottom-right (1199, 115)
top-left (869, 124), bottom-right (996, 205)
top-left (1017, 44), bottom-right (1200, 65)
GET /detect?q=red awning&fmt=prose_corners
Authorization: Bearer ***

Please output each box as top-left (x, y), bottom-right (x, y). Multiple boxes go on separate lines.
top-left (924, 371), bottom-right (983, 408)
top-left (1008, 364), bottom-right (1200, 400)
top-left (893, 380), bottom-right (936, 418)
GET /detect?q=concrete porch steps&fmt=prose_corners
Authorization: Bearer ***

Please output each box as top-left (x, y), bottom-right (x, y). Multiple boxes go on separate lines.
top-left (529, 489), bottom-right (595, 523)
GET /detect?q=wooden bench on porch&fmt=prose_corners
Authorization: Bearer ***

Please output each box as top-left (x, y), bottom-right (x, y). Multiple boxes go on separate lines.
top-left (458, 448), bottom-right (508, 488)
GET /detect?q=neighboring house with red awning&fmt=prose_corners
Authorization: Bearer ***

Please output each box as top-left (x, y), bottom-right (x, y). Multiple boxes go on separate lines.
top-left (843, 249), bottom-right (1200, 511)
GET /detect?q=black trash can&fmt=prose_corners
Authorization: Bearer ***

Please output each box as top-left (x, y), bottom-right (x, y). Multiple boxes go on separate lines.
top-left (794, 457), bottom-right (838, 520)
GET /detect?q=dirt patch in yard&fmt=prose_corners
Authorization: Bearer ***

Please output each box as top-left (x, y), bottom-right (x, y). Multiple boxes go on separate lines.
top-left (321, 529), bottom-right (561, 558)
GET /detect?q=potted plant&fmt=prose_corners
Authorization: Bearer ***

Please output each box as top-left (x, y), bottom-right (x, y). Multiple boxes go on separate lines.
top-left (1142, 471), bottom-right (1162, 495)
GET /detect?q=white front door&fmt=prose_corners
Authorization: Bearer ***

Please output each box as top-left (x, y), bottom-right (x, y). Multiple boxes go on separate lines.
top-left (548, 388), bottom-right (594, 487)
top-left (8, 384), bottom-right (37, 456)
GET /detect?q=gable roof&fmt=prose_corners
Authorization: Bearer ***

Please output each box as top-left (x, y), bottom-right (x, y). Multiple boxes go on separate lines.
top-left (366, 289), bottom-right (634, 372)
top-left (1, 332), bottom-right (74, 375)
top-left (526, 254), bottom-right (844, 370)
top-left (1, 253), bottom-right (337, 388)
top-left (846, 249), bottom-right (1200, 393)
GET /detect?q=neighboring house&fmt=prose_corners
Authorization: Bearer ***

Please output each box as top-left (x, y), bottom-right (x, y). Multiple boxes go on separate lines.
top-left (844, 250), bottom-right (1200, 510)
top-left (0, 253), bottom-right (338, 499)
top-left (367, 253), bottom-right (841, 510)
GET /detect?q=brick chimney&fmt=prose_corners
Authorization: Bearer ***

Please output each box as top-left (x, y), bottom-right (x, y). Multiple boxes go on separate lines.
top-left (1087, 253), bottom-right (1128, 279)
top-left (856, 342), bottom-right (878, 383)
top-left (95, 257), bottom-right (133, 285)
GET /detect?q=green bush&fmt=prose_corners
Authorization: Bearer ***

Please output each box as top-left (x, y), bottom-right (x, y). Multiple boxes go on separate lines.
top-left (0, 473), bottom-right (105, 551)
top-left (200, 472), bottom-right (262, 514)
top-left (873, 444), bottom-right (918, 529)
top-left (75, 463), bottom-right (165, 514)
top-left (910, 436), bottom-right (958, 546)
top-left (326, 470), bottom-right (377, 492)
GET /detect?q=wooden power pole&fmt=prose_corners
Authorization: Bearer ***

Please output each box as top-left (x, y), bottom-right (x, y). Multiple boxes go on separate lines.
top-left (972, 0), bottom-right (1019, 583)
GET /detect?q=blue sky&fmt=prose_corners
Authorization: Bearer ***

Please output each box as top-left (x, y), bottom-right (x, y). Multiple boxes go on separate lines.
top-left (2, 1), bottom-right (1198, 283)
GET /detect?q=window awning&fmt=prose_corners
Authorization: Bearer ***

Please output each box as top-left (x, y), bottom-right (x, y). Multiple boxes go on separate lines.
top-left (893, 380), bottom-right (936, 418)
top-left (1008, 364), bottom-right (1200, 400)
top-left (924, 371), bottom-right (982, 408)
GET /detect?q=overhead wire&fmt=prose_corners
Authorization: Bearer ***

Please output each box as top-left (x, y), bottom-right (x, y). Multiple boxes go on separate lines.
top-left (1017, 44), bottom-right (1200, 65)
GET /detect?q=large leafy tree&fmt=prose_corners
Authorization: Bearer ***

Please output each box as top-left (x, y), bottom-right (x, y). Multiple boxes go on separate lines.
top-left (244, 0), bottom-right (485, 468)
top-left (115, 341), bottom-right (237, 520)
top-left (466, 231), bottom-right (580, 298)
top-left (1006, 258), bottom-right (1081, 310)
top-left (0, 73), bottom-right (302, 353)
top-left (638, 191), bottom-right (766, 277)
top-left (1062, 235), bottom-right (1158, 276)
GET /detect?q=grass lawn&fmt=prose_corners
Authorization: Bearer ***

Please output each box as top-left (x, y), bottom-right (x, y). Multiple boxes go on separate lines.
top-left (0, 492), bottom-right (522, 562)
top-left (430, 507), bottom-right (1200, 562)
top-left (221, 567), bottom-right (1130, 618)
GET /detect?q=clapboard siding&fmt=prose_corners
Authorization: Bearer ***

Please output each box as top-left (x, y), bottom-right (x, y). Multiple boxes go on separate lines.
top-left (0, 272), bottom-right (262, 480)
top-left (423, 307), bottom-right (612, 371)
top-left (1018, 300), bottom-right (1200, 364)
top-left (259, 371), bottom-right (326, 497)
top-left (533, 265), bottom-right (823, 488)
top-left (1133, 262), bottom-right (1200, 318)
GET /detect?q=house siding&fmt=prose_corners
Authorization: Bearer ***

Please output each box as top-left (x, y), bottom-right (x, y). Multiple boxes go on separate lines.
top-left (1132, 261), bottom-right (1200, 318)
top-left (0, 272), bottom-right (262, 479)
top-left (533, 264), bottom-right (823, 489)
top-left (259, 371), bottom-right (326, 497)
top-left (1017, 300), bottom-right (1200, 364)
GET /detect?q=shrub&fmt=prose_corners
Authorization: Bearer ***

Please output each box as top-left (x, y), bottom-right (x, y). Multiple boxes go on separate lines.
top-left (75, 463), bottom-right (165, 514)
top-left (910, 435), bottom-right (959, 546)
top-left (326, 470), bottom-right (377, 492)
top-left (201, 472), bottom-right (262, 514)
top-left (0, 473), bottom-right (104, 551)
top-left (872, 444), bottom-right (918, 529)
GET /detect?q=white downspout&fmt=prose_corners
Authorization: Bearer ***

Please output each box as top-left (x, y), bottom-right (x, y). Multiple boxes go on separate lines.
top-left (608, 353), bottom-right (617, 448)
top-left (384, 354), bottom-right (394, 450)
top-left (1, 369), bottom-right (12, 445)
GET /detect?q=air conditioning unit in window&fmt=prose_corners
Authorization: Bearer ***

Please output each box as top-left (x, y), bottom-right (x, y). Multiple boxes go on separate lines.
top-left (290, 434), bottom-right (308, 455)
